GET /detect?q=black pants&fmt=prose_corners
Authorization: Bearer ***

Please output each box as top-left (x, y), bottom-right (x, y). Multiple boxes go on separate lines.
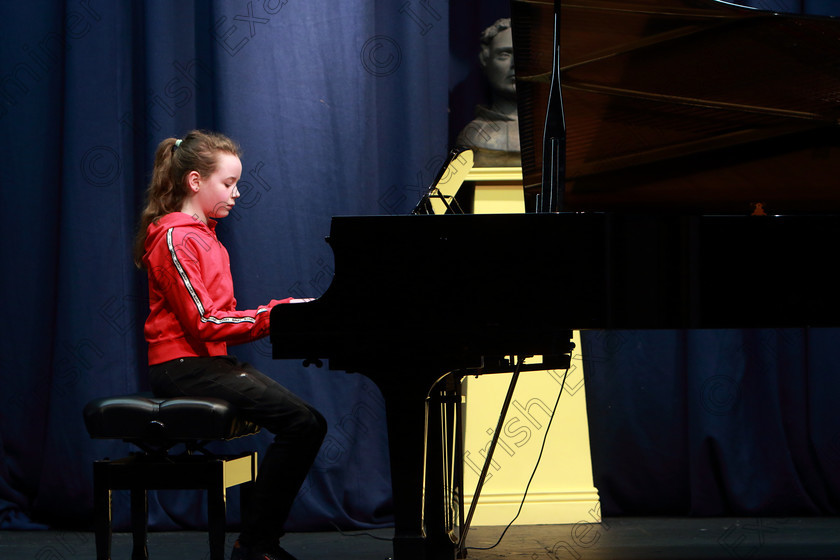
top-left (149, 355), bottom-right (327, 547)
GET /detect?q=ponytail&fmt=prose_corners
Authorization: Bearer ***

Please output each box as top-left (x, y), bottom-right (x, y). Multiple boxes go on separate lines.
top-left (133, 130), bottom-right (240, 268)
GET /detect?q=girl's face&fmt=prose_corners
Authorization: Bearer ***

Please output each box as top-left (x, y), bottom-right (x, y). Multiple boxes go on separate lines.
top-left (195, 152), bottom-right (242, 220)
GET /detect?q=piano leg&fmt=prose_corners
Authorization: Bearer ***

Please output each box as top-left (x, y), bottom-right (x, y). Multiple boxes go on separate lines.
top-left (376, 370), bottom-right (459, 560)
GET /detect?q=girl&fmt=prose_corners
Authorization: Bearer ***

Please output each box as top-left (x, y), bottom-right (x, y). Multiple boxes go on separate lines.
top-left (134, 130), bottom-right (326, 560)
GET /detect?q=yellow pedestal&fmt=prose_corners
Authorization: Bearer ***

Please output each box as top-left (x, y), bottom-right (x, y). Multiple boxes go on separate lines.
top-left (469, 167), bottom-right (526, 214)
top-left (461, 167), bottom-right (600, 526)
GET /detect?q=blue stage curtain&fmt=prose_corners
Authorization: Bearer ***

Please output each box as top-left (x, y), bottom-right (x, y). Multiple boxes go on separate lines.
top-left (581, 329), bottom-right (840, 516)
top-left (744, 0), bottom-right (838, 14)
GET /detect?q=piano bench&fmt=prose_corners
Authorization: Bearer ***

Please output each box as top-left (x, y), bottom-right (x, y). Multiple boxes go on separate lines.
top-left (83, 393), bottom-right (260, 560)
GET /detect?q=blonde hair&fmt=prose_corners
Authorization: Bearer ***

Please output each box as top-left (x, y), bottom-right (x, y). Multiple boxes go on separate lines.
top-left (133, 130), bottom-right (240, 268)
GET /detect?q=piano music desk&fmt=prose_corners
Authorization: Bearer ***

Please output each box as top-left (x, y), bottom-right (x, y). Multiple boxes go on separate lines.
top-left (462, 167), bottom-right (600, 526)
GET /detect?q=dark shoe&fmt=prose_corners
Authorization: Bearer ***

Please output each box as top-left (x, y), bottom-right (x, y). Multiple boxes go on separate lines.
top-left (230, 539), bottom-right (299, 560)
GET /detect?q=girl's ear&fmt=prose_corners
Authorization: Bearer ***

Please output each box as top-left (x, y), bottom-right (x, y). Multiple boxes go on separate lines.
top-left (186, 170), bottom-right (201, 193)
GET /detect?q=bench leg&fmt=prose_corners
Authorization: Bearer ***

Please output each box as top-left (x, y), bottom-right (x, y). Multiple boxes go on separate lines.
top-left (131, 487), bottom-right (149, 560)
top-left (93, 462), bottom-right (112, 560)
top-left (239, 480), bottom-right (256, 530)
top-left (208, 479), bottom-right (227, 560)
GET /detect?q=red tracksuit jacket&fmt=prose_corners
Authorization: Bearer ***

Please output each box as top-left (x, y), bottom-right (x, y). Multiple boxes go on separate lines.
top-left (143, 212), bottom-right (290, 365)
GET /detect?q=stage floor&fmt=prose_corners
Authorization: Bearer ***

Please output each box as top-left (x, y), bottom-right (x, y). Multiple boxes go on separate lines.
top-left (1, 517), bottom-right (839, 559)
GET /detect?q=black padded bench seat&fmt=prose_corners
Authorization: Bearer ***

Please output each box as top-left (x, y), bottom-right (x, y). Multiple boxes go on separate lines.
top-left (83, 393), bottom-right (260, 560)
top-left (84, 393), bottom-right (260, 448)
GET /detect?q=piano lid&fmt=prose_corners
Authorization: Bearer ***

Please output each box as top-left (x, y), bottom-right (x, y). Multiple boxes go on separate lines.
top-left (511, 0), bottom-right (840, 214)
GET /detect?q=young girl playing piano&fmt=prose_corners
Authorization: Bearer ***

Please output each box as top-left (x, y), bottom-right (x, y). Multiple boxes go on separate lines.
top-left (134, 130), bottom-right (326, 560)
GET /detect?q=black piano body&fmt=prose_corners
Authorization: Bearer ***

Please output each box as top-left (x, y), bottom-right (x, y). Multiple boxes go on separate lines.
top-left (270, 1), bottom-right (840, 559)
top-left (271, 212), bottom-right (840, 559)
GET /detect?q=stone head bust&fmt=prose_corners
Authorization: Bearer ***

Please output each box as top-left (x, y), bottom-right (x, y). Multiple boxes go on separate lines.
top-left (479, 18), bottom-right (516, 105)
top-left (455, 18), bottom-right (520, 167)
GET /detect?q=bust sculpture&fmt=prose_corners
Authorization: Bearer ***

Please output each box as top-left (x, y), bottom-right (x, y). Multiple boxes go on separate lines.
top-left (455, 18), bottom-right (520, 167)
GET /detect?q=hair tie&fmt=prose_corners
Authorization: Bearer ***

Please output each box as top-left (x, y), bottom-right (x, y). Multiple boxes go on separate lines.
top-left (172, 139), bottom-right (182, 153)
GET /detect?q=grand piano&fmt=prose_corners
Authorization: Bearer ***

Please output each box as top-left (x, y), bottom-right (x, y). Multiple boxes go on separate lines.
top-left (270, 2), bottom-right (840, 559)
